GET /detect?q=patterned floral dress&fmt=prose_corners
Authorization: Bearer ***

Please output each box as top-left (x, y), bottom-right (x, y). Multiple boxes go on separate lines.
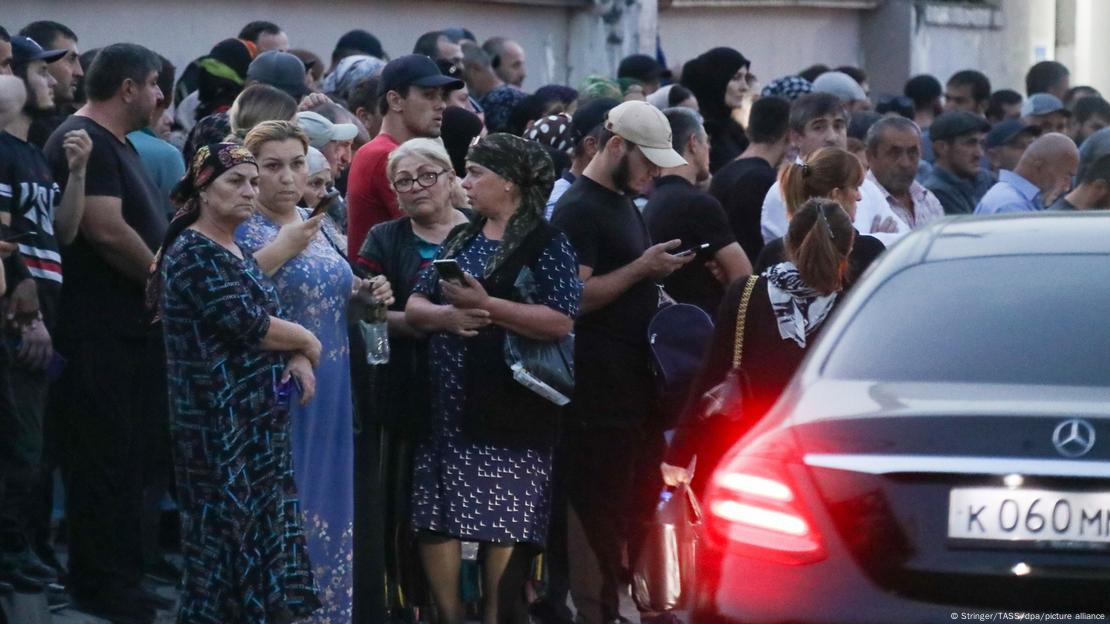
top-left (236, 209), bottom-right (354, 623)
top-left (410, 231), bottom-right (581, 545)
top-left (161, 229), bottom-right (320, 623)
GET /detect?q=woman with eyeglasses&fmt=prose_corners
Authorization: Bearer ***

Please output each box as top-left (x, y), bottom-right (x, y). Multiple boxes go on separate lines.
top-left (234, 121), bottom-right (394, 623)
top-left (355, 137), bottom-right (471, 620)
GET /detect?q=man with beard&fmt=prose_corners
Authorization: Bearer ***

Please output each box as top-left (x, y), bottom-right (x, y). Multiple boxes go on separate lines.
top-left (551, 101), bottom-right (692, 624)
top-left (644, 107), bottom-right (751, 314)
top-left (864, 115), bottom-right (945, 229)
top-left (0, 34), bottom-right (91, 594)
top-left (43, 43), bottom-right (169, 624)
top-left (19, 22), bottom-right (83, 148)
top-left (345, 54), bottom-right (463, 260)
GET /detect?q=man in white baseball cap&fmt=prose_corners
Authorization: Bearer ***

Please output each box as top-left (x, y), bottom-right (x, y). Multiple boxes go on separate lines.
top-left (296, 110), bottom-right (358, 177)
top-left (550, 99), bottom-right (692, 624)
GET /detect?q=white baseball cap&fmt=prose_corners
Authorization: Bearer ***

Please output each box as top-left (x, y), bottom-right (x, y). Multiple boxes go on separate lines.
top-left (296, 111), bottom-right (358, 149)
top-left (604, 101), bottom-right (687, 168)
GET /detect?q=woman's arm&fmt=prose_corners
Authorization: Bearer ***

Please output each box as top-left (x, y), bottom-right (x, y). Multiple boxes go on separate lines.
top-left (405, 293), bottom-right (490, 338)
top-left (252, 215), bottom-right (324, 276)
top-left (441, 273), bottom-right (572, 341)
top-left (482, 298), bottom-right (573, 341)
top-left (260, 316), bottom-right (322, 366)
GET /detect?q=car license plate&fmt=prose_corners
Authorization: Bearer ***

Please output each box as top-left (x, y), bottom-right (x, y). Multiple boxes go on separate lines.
top-left (948, 488), bottom-right (1110, 545)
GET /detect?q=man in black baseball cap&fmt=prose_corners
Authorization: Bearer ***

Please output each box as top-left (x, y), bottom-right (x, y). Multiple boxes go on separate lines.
top-left (246, 50), bottom-right (310, 101)
top-left (984, 119), bottom-right (1040, 177)
top-left (346, 54), bottom-right (464, 261)
top-left (921, 111), bottom-right (994, 214)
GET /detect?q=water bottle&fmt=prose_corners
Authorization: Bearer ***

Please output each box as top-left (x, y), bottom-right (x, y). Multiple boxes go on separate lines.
top-left (359, 279), bottom-right (390, 365)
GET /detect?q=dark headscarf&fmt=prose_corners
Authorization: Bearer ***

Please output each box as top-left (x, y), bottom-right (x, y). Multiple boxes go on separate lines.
top-left (681, 47), bottom-right (751, 171)
top-left (146, 143), bottom-right (258, 313)
top-left (441, 106), bottom-right (484, 177)
top-left (680, 47), bottom-right (750, 122)
top-left (438, 133), bottom-right (555, 277)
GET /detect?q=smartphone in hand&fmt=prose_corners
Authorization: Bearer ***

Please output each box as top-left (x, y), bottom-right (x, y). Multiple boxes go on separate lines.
top-left (672, 242), bottom-right (710, 257)
top-left (433, 259), bottom-right (467, 284)
top-left (310, 188), bottom-right (340, 218)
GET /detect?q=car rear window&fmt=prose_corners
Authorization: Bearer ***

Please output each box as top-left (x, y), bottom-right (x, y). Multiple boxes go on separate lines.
top-left (823, 255), bottom-right (1110, 386)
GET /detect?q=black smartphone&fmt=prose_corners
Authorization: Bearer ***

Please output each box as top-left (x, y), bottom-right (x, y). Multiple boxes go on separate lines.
top-left (310, 189), bottom-right (340, 218)
top-left (433, 259), bottom-right (467, 283)
top-left (672, 242), bottom-right (710, 257)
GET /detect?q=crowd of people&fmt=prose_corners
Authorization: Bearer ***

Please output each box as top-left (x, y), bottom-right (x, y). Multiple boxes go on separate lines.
top-left (0, 15), bottom-right (1107, 624)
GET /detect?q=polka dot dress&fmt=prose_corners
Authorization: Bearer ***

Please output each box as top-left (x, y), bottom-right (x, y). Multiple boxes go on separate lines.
top-left (410, 231), bottom-right (581, 545)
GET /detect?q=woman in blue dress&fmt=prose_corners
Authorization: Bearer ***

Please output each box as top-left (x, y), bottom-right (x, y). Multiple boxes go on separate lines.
top-left (149, 142), bottom-right (322, 622)
top-left (236, 121), bottom-right (393, 623)
top-left (405, 134), bottom-right (581, 624)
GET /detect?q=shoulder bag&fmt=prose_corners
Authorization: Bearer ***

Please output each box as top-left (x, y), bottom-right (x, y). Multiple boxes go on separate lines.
top-left (697, 275), bottom-right (759, 422)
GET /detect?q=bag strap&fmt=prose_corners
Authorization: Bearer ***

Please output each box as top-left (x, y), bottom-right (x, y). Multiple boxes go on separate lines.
top-left (730, 275), bottom-right (759, 371)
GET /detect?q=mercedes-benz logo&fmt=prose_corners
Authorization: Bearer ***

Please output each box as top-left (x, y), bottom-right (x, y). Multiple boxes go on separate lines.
top-left (1052, 419), bottom-right (1096, 458)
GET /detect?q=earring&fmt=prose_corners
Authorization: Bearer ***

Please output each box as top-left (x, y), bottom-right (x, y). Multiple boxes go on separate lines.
top-left (504, 186), bottom-right (511, 192)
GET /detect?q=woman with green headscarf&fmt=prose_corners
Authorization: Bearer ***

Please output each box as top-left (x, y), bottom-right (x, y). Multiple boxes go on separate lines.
top-left (405, 133), bottom-right (582, 623)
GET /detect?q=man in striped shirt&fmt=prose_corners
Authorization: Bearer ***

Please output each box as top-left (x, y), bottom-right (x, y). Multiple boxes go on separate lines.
top-left (0, 34), bottom-right (90, 592)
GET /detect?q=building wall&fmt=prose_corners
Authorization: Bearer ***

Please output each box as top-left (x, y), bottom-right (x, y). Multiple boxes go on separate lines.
top-left (2, 0), bottom-right (577, 91)
top-left (658, 6), bottom-right (862, 85)
top-left (909, 0), bottom-right (1055, 94)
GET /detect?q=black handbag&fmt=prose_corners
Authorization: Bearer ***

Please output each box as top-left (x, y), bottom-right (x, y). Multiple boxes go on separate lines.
top-left (697, 275), bottom-right (759, 422)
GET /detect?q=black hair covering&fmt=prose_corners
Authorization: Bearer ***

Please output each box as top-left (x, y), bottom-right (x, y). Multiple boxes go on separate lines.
top-left (441, 106), bottom-right (484, 177)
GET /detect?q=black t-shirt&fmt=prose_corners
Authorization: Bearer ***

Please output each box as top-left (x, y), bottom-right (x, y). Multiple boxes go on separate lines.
top-left (643, 175), bottom-right (737, 313)
top-left (44, 116), bottom-right (168, 338)
top-left (0, 132), bottom-right (64, 327)
top-left (552, 174), bottom-right (658, 426)
top-left (709, 156), bottom-right (777, 264)
top-left (754, 230), bottom-right (886, 289)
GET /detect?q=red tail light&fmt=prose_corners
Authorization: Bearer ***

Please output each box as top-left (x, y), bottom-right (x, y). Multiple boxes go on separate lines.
top-left (703, 431), bottom-right (826, 565)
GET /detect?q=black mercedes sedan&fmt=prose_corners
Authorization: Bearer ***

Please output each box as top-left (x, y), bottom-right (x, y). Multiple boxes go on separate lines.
top-left (693, 213), bottom-right (1110, 623)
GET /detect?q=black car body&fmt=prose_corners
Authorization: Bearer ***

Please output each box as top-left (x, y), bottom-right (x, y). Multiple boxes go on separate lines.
top-left (693, 214), bottom-right (1110, 623)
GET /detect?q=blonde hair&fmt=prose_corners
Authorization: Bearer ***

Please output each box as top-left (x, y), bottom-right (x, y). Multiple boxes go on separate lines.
top-left (778, 147), bottom-right (865, 217)
top-left (243, 120), bottom-right (310, 157)
top-left (387, 138), bottom-right (468, 209)
top-left (228, 84), bottom-right (298, 139)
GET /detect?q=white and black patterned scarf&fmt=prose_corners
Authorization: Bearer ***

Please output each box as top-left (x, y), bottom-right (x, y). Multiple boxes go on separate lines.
top-left (763, 262), bottom-right (838, 348)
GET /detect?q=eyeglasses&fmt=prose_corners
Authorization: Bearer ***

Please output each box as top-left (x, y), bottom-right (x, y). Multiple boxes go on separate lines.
top-left (391, 170), bottom-right (449, 192)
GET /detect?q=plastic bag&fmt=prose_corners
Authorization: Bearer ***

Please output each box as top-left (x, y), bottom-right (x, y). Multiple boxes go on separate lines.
top-left (631, 481), bottom-right (703, 612)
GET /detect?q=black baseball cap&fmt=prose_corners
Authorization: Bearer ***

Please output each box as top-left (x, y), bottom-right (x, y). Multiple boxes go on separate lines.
top-left (930, 111), bottom-right (991, 142)
top-left (379, 54), bottom-right (464, 96)
top-left (10, 36), bottom-right (66, 66)
top-left (247, 51), bottom-right (310, 100)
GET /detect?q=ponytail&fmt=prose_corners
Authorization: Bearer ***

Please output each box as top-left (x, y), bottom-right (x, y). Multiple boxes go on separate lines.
top-left (785, 198), bottom-right (854, 294)
top-left (776, 147), bottom-right (865, 217)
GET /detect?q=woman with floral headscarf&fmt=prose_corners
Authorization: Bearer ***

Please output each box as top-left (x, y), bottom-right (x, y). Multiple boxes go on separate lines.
top-left (148, 142), bottom-right (323, 622)
top-left (405, 133), bottom-right (582, 624)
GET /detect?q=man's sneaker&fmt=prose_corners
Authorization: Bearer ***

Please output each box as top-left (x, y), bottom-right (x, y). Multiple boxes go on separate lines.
top-left (21, 551), bottom-right (59, 583)
top-left (45, 583), bottom-right (71, 611)
top-left (0, 565), bottom-right (47, 592)
top-left (144, 557), bottom-right (183, 585)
